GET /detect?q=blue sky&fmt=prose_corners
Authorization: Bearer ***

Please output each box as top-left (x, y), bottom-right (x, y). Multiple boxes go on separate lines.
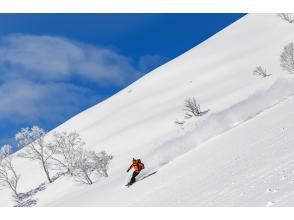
top-left (0, 13), bottom-right (245, 147)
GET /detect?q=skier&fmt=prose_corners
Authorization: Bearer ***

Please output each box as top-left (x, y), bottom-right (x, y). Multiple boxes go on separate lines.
top-left (126, 158), bottom-right (145, 186)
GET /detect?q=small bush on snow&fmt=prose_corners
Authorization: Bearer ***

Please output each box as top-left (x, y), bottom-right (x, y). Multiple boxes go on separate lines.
top-left (183, 98), bottom-right (210, 119)
top-left (277, 13), bottom-right (294, 23)
top-left (280, 42), bottom-right (294, 74)
top-left (253, 66), bottom-right (270, 78)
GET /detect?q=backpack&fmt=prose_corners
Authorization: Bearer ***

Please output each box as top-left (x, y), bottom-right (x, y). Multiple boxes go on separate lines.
top-left (137, 159), bottom-right (144, 171)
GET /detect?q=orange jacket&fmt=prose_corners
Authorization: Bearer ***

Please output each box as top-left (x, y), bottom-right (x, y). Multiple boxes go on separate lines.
top-left (127, 160), bottom-right (145, 173)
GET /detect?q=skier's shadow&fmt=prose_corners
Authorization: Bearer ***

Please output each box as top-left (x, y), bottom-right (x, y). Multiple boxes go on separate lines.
top-left (140, 171), bottom-right (158, 181)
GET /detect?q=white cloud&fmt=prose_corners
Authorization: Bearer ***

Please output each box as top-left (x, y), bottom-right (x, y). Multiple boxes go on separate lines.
top-left (0, 34), bottom-right (141, 86)
top-left (0, 34), bottom-right (168, 135)
top-left (0, 79), bottom-right (99, 124)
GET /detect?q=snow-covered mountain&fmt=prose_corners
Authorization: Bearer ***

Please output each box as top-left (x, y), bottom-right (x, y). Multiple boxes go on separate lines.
top-left (1, 13), bottom-right (294, 206)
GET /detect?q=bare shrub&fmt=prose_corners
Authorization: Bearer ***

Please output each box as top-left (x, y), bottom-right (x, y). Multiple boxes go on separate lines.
top-left (184, 98), bottom-right (210, 119)
top-left (253, 66), bottom-right (271, 78)
top-left (280, 42), bottom-right (294, 74)
top-left (277, 13), bottom-right (294, 23)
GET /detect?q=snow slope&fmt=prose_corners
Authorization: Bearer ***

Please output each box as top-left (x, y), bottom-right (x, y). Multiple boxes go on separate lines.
top-left (1, 13), bottom-right (294, 206)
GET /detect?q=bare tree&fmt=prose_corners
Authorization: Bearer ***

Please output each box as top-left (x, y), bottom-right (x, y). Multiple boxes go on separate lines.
top-left (71, 148), bottom-right (113, 184)
top-left (277, 13), bottom-right (294, 23)
top-left (89, 150), bottom-right (113, 178)
top-left (0, 145), bottom-right (21, 200)
top-left (15, 126), bottom-right (56, 183)
top-left (280, 42), bottom-right (294, 74)
top-left (253, 66), bottom-right (271, 78)
top-left (50, 131), bottom-right (113, 184)
top-left (71, 148), bottom-right (93, 184)
top-left (184, 98), bottom-right (210, 119)
top-left (50, 131), bottom-right (85, 175)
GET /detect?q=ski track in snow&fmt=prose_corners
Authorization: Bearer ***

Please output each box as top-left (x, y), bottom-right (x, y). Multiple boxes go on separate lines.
top-left (143, 77), bottom-right (294, 174)
top-left (128, 97), bottom-right (294, 207)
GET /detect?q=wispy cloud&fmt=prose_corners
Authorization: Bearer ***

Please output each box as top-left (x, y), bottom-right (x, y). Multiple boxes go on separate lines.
top-left (0, 34), bottom-right (168, 145)
top-left (0, 79), bottom-right (98, 123)
top-left (0, 34), bottom-right (142, 85)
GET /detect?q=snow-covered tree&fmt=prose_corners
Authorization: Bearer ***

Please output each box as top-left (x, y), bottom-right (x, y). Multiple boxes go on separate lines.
top-left (280, 42), bottom-right (294, 74)
top-left (0, 145), bottom-right (21, 200)
top-left (89, 150), bottom-right (113, 178)
top-left (71, 148), bottom-right (113, 184)
top-left (50, 131), bottom-right (85, 175)
top-left (277, 13), bottom-right (294, 23)
top-left (15, 126), bottom-right (55, 183)
top-left (253, 66), bottom-right (270, 78)
top-left (184, 98), bottom-right (210, 119)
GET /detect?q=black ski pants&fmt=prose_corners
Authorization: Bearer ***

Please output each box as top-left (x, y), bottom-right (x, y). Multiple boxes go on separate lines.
top-left (130, 171), bottom-right (139, 184)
